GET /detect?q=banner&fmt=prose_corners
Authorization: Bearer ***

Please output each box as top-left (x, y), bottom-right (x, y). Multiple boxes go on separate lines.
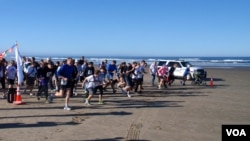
top-left (14, 44), bottom-right (24, 85)
top-left (1, 45), bottom-right (15, 57)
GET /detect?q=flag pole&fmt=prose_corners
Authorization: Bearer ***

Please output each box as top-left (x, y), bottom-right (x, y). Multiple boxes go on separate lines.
top-left (13, 41), bottom-right (25, 105)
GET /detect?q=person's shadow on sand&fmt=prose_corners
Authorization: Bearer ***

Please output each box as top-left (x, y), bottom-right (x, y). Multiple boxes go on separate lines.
top-left (0, 121), bottom-right (78, 129)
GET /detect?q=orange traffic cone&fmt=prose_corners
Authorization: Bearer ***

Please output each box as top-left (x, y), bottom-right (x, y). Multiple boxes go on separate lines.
top-left (209, 78), bottom-right (214, 87)
top-left (13, 85), bottom-right (25, 105)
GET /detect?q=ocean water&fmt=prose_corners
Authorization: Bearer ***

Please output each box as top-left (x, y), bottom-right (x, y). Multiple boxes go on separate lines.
top-left (5, 55), bottom-right (250, 68)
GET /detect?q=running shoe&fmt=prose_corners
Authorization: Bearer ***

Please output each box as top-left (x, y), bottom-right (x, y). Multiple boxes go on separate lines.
top-left (127, 92), bottom-right (131, 98)
top-left (63, 106), bottom-right (71, 110)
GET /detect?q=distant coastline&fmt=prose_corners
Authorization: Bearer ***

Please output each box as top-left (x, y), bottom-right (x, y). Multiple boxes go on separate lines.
top-left (4, 54), bottom-right (250, 68)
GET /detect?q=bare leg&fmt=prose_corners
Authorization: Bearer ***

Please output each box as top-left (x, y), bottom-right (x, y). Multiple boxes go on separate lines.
top-left (65, 88), bottom-right (71, 107)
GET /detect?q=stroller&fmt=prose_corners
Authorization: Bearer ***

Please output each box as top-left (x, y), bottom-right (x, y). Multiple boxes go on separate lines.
top-left (191, 69), bottom-right (207, 86)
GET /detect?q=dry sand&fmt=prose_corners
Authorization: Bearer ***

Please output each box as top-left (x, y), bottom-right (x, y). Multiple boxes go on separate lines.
top-left (0, 68), bottom-right (250, 141)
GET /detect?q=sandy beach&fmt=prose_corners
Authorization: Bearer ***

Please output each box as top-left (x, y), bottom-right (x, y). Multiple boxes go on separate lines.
top-left (0, 67), bottom-right (250, 141)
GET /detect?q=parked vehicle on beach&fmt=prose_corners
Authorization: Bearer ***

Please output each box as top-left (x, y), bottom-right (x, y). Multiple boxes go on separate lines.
top-left (157, 60), bottom-right (207, 81)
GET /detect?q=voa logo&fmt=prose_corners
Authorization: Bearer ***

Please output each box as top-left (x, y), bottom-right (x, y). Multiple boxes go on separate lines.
top-left (226, 129), bottom-right (247, 136)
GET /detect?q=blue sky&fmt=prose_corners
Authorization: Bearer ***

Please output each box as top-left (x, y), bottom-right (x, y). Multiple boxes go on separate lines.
top-left (0, 0), bottom-right (249, 57)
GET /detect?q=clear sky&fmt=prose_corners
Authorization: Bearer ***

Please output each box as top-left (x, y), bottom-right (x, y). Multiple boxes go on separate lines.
top-left (0, 0), bottom-right (249, 57)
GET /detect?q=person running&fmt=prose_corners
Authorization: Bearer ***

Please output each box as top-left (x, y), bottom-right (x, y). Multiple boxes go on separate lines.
top-left (24, 62), bottom-right (37, 96)
top-left (23, 58), bottom-right (32, 85)
top-left (45, 61), bottom-right (56, 94)
top-left (56, 57), bottom-right (75, 110)
top-left (5, 60), bottom-right (17, 97)
top-left (53, 61), bottom-right (61, 91)
top-left (117, 62), bottom-right (126, 89)
top-left (99, 68), bottom-right (107, 88)
top-left (53, 61), bottom-right (63, 95)
top-left (82, 70), bottom-right (104, 105)
top-left (104, 60), bottom-right (117, 93)
top-left (157, 64), bottom-right (167, 89)
top-left (73, 60), bottom-right (82, 95)
top-left (149, 61), bottom-right (158, 86)
top-left (0, 59), bottom-right (6, 98)
top-left (121, 62), bottom-right (135, 97)
top-left (84, 61), bottom-right (95, 78)
top-left (182, 65), bottom-right (190, 85)
top-left (36, 62), bottom-right (50, 103)
top-left (31, 57), bottom-right (39, 87)
top-left (168, 64), bottom-right (177, 86)
top-left (83, 61), bottom-right (95, 97)
top-left (79, 60), bottom-right (87, 83)
top-left (133, 62), bottom-right (144, 94)
top-left (139, 60), bottom-right (147, 88)
top-left (70, 59), bottom-right (78, 97)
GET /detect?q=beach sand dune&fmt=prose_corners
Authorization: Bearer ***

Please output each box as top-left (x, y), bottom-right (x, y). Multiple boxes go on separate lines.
top-left (0, 68), bottom-right (250, 141)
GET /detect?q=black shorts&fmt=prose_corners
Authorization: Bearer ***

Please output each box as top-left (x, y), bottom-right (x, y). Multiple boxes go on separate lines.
top-left (0, 77), bottom-right (5, 89)
top-left (136, 78), bottom-right (143, 85)
top-left (125, 76), bottom-right (132, 87)
top-left (7, 79), bottom-right (15, 85)
top-left (169, 75), bottom-right (175, 81)
top-left (79, 76), bottom-right (85, 82)
top-left (26, 77), bottom-right (36, 86)
top-left (61, 80), bottom-right (73, 89)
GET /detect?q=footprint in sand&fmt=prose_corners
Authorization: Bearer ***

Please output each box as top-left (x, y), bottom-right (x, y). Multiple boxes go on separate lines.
top-left (72, 116), bottom-right (89, 123)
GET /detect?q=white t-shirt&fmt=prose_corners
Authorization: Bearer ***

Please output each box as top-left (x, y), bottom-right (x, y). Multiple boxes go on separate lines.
top-left (85, 75), bottom-right (99, 88)
top-left (149, 64), bottom-right (157, 74)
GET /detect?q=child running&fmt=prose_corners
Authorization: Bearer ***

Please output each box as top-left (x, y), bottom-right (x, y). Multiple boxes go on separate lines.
top-left (82, 70), bottom-right (104, 105)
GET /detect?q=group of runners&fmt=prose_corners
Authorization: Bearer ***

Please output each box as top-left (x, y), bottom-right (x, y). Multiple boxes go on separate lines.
top-left (0, 56), bottom-right (181, 111)
top-left (0, 57), bottom-right (158, 110)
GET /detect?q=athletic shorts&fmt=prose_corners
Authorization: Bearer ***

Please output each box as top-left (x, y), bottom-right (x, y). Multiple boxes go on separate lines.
top-left (7, 79), bottom-right (15, 85)
top-left (60, 80), bottom-right (72, 89)
top-left (107, 73), bottom-right (114, 80)
top-left (26, 77), bottom-right (36, 86)
top-left (125, 76), bottom-right (132, 87)
top-left (87, 85), bottom-right (103, 95)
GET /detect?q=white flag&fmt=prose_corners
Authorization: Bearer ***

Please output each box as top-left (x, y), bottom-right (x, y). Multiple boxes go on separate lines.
top-left (15, 45), bottom-right (24, 84)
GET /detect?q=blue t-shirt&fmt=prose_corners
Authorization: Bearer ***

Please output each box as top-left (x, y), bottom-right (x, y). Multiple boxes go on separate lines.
top-left (107, 64), bottom-right (117, 74)
top-left (58, 64), bottom-right (75, 79)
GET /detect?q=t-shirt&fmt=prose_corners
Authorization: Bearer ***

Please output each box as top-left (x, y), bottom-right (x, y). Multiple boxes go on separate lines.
top-left (23, 62), bottom-right (31, 73)
top-left (124, 65), bottom-right (133, 77)
top-left (85, 75), bottom-right (99, 88)
top-left (37, 66), bottom-right (49, 78)
top-left (57, 64), bottom-right (75, 80)
top-left (158, 66), bottom-right (167, 77)
top-left (80, 64), bottom-right (87, 76)
top-left (27, 66), bottom-right (37, 78)
top-left (169, 67), bottom-right (175, 76)
top-left (98, 72), bottom-right (106, 82)
top-left (107, 64), bottom-right (117, 74)
top-left (84, 66), bottom-right (95, 77)
top-left (6, 65), bottom-right (17, 80)
top-left (184, 68), bottom-right (190, 76)
top-left (133, 66), bottom-right (143, 79)
top-left (149, 64), bottom-right (157, 74)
